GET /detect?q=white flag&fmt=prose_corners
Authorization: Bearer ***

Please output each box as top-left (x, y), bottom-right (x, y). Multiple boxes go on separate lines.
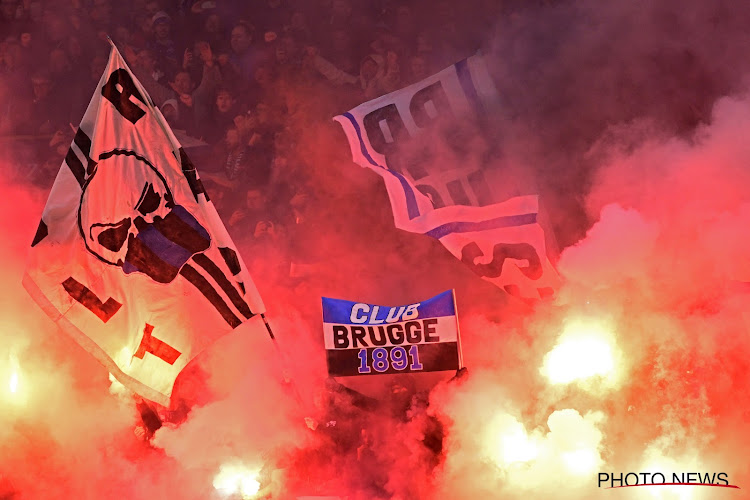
top-left (334, 54), bottom-right (560, 298)
top-left (23, 43), bottom-right (265, 406)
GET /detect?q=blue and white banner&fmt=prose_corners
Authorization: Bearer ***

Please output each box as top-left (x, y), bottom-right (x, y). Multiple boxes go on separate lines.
top-left (334, 54), bottom-right (560, 298)
top-left (322, 290), bottom-right (461, 377)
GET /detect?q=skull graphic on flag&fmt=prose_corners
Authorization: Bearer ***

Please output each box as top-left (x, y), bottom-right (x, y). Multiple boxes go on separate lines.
top-left (79, 149), bottom-right (210, 284)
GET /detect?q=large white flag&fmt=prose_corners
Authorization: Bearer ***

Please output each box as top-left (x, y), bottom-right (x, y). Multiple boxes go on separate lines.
top-left (334, 54), bottom-right (560, 298)
top-left (23, 44), bottom-right (265, 406)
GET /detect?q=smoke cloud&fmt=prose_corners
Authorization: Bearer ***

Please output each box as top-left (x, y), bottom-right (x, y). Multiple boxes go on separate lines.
top-left (3, 0), bottom-right (750, 499)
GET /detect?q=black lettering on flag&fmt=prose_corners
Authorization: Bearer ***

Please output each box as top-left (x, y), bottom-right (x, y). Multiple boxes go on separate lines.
top-left (101, 69), bottom-right (147, 124)
top-left (409, 81), bottom-right (453, 128)
top-left (192, 253), bottom-right (254, 318)
top-left (467, 170), bottom-right (493, 206)
top-left (178, 148), bottom-right (210, 201)
top-left (73, 128), bottom-right (96, 176)
top-left (31, 220), bottom-right (48, 247)
top-left (333, 325), bottom-right (349, 348)
top-left (447, 179), bottom-right (471, 206)
top-left (367, 326), bottom-right (388, 346)
top-left (62, 277), bottom-right (122, 322)
top-left (362, 104), bottom-right (431, 181)
top-left (218, 247), bottom-right (241, 275)
top-left (134, 323), bottom-right (181, 364)
top-left (351, 326), bottom-right (368, 347)
top-left (415, 184), bottom-right (445, 209)
top-left (179, 263), bottom-right (242, 328)
top-left (64, 128), bottom-right (96, 187)
top-left (386, 324), bottom-right (405, 342)
top-left (363, 104), bottom-right (407, 155)
top-left (461, 241), bottom-right (543, 280)
top-left (423, 318), bottom-right (439, 342)
top-left (65, 147), bottom-right (87, 188)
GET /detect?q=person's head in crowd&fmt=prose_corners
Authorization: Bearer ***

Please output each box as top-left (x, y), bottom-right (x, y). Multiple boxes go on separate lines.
top-left (435, 0), bottom-right (456, 25)
top-left (215, 86), bottom-right (237, 114)
top-left (170, 70), bottom-right (193, 96)
top-left (203, 180), bottom-right (227, 212)
top-left (151, 12), bottom-right (172, 41)
top-left (66, 36), bottom-right (84, 61)
top-left (26, 1), bottom-right (42, 23)
top-left (90, 53), bottom-right (108, 81)
top-left (136, 48), bottom-right (157, 72)
top-left (245, 187), bottom-right (267, 212)
top-left (409, 55), bottom-right (428, 82)
top-left (255, 101), bottom-right (272, 125)
top-left (360, 55), bottom-right (381, 83)
top-left (330, 29), bottom-right (351, 54)
top-left (49, 48), bottom-right (71, 77)
top-left (30, 70), bottom-right (53, 101)
top-left (161, 98), bottom-right (179, 124)
top-left (330, 0), bottom-right (352, 22)
top-left (273, 37), bottom-right (297, 66)
top-left (2, 41), bottom-right (22, 71)
top-left (135, 12), bottom-right (154, 41)
top-left (224, 125), bottom-right (241, 150)
top-left (416, 31), bottom-right (433, 55)
top-left (273, 41), bottom-right (288, 66)
top-left (230, 22), bottom-right (255, 55)
top-left (114, 25), bottom-right (132, 46)
top-left (395, 5), bottom-right (415, 34)
top-left (253, 64), bottom-right (274, 88)
top-left (90, 0), bottom-right (112, 26)
top-left (44, 15), bottom-right (68, 44)
top-left (145, 0), bottom-right (161, 18)
top-left (288, 10), bottom-right (310, 36)
top-left (234, 108), bottom-right (258, 137)
top-left (0, 0), bottom-right (17, 22)
top-left (19, 31), bottom-right (32, 49)
top-left (203, 12), bottom-right (222, 36)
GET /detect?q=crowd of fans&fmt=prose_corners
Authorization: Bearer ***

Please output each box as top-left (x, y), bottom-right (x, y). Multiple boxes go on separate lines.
top-left (0, 0), bottom-right (524, 287)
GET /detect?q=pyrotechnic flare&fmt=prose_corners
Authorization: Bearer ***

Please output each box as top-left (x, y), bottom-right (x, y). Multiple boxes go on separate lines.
top-left (541, 318), bottom-right (621, 388)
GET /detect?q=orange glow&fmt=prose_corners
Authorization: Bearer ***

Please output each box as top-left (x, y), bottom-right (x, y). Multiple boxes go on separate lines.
top-left (490, 416), bottom-right (539, 466)
top-left (212, 462), bottom-right (261, 499)
top-left (541, 319), bottom-right (620, 386)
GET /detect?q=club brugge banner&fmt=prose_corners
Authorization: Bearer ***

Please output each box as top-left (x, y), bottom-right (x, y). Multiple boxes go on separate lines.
top-left (322, 291), bottom-right (461, 377)
top-left (334, 54), bottom-right (560, 298)
top-left (23, 43), bottom-right (265, 406)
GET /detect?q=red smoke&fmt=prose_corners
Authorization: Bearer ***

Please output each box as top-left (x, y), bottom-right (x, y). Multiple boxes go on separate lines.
top-left (4, 1), bottom-right (750, 499)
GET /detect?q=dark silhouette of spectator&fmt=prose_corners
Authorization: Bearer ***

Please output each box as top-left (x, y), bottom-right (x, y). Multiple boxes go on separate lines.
top-left (15, 70), bottom-right (68, 135)
top-left (147, 11), bottom-right (179, 79)
top-left (228, 21), bottom-right (267, 86)
top-left (199, 85), bottom-right (239, 144)
top-left (131, 47), bottom-right (173, 106)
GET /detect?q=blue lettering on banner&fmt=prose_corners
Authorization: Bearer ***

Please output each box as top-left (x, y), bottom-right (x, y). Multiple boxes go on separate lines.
top-left (357, 345), bottom-right (422, 374)
top-left (322, 290), bottom-right (455, 325)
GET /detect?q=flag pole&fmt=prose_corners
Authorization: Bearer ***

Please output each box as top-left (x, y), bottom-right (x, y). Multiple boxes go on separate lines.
top-left (260, 313), bottom-right (275, 340)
